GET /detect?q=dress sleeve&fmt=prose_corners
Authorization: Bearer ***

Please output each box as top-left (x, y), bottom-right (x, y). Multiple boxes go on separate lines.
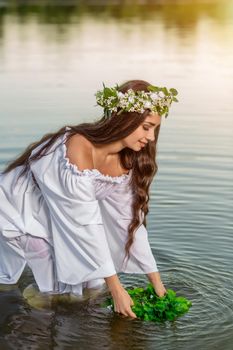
top-left (99, 180), bottom-right (159, 274)
top-left (30, 142), bottom-right (116, 286)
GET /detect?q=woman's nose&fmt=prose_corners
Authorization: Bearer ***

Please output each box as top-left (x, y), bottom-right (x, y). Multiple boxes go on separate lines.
top-left (147, 131), bottom-right (155, 142)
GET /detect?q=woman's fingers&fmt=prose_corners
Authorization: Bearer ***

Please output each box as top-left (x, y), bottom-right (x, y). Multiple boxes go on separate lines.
top-left (120, 309), bottom-right (137, 318)
top-left (126, 308), bottom-right (137, 318)
top-left (153, 281), bottom-right (167, 297)
top-left (114, 307), bottom-right (137, 318)
top-left (130, 298), bottom-right (134, 306)
top-left (128, 309), bottom-right (137, 318)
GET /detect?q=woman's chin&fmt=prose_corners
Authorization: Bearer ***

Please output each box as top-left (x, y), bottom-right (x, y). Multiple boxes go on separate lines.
top-left (134, 146), bottom-right (144, 152)
top-left (127, 142), bottom-right (144, 151)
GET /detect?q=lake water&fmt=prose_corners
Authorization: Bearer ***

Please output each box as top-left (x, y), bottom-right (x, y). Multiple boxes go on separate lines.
top-left (0, 1), bottom-right (233, 349)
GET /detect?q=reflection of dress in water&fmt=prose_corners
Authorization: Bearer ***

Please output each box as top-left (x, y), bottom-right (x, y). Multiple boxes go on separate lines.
top-left (0, 127), bottom-right (158, 295)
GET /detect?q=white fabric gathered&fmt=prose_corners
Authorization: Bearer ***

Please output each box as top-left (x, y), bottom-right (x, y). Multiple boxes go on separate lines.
top-left (62, 126), bottom-right (132, 184)
top-left (0, 126), bottom-right (158, 296)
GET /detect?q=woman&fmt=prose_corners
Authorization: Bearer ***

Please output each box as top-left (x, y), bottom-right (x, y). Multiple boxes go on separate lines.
top-left (0, 79), bottom-right (178, 318)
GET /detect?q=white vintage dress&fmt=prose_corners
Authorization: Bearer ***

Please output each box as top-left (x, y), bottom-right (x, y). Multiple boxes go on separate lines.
top-left (0, 127), bottom-right (158, 295)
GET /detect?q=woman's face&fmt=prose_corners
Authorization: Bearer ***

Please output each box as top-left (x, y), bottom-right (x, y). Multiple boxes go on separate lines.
top-left (123, 112), bottom-right (161, 151)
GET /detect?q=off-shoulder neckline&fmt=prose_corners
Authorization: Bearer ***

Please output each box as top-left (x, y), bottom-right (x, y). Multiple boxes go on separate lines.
top-left (61, 126), bottom-right (132, 184)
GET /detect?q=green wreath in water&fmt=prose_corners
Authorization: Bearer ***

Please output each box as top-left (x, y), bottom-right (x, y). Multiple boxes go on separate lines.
top-left (104, 283), bottom-right (192, 322)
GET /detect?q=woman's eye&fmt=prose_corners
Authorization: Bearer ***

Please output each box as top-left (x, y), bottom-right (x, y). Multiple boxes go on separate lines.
top-left (143, 126), bottom-right (149, 131)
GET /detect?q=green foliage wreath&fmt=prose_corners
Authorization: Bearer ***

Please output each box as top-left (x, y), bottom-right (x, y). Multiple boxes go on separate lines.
top-left (104, 283), bottom-right (192, 322)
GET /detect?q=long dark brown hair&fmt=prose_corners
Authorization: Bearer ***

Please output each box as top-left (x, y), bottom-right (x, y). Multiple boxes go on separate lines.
top-left (2, 79), bottom-right (161, 264)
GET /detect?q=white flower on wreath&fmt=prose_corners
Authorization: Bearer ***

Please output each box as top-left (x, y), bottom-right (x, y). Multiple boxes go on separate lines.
top-left (128, 96), bottom-right (135, 104)
top-left (158, 91), bottom-right (165, 98)
top-left (144, 101), bottom-right (152, 109)
top-left (119, 100), bottom-right (128, 107)
top-left (150, 93), bottom-right (159, 101)
top-left (117, 92), bottom-right (125, 98)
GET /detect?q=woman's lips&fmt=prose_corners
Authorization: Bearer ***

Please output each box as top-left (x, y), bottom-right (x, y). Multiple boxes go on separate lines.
top-left (139, 141), bottom-right (147, 146)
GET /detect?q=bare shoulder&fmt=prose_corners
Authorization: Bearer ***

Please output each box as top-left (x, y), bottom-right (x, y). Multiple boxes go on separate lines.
top-left (65, 133), bottom-right (94, 171)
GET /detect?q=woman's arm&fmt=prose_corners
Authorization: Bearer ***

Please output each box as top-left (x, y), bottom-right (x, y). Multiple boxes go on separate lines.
top-left (104, 274), bottom-right (137, 318)
top-left (146, 271), bottom-right (167, 297)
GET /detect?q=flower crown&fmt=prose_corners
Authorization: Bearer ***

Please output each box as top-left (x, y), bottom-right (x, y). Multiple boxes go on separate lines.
top-left (95, 83), bottom-right (178, 118)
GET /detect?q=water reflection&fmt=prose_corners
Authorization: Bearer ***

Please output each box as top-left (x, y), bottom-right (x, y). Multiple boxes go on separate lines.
top-left (1, 285), bottom-right (150, 350)
top-left (0, 0), bottom-right (232, 35)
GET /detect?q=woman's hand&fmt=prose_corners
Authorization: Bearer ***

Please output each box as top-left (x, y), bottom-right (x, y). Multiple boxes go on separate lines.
top-left (147, 271), bottom-right (167, 297)
top-left (105, 274), bottom-right (137, 318)
top-left (153, 280), bottom-right (167, 297)
top-left (111, 285), bottom-right (137, 318)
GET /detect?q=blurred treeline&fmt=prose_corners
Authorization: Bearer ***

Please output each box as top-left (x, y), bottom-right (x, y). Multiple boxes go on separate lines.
top-left (0, 0), bottom-right (229, 26)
